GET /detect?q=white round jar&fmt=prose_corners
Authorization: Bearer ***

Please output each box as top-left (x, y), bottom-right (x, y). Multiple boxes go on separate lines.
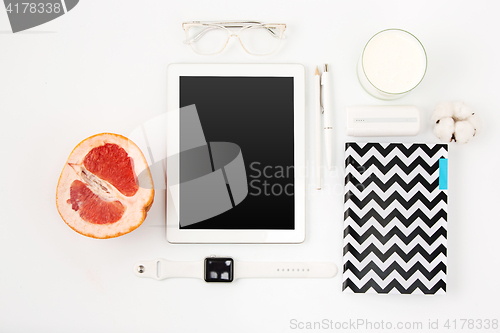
top-left (357, 29), bottom-right (427, 100)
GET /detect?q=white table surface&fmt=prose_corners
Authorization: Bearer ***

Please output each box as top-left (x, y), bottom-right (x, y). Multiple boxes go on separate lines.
top-left (1, 1), bottom-right (499, 332)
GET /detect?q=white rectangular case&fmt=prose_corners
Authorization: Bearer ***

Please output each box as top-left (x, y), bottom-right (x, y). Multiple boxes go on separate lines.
top-left (346, 105), bottom-right (421, 137)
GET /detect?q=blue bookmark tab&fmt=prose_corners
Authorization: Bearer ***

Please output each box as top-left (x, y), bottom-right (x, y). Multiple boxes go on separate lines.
top-left (439, 158), bottom-right (448, 190)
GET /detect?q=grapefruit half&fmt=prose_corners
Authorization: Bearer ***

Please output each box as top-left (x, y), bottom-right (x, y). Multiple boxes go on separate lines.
top-left (56, 133), bottom-right (154, 239)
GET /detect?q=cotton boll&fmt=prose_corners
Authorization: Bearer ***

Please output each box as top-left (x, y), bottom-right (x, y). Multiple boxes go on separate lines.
top-left (453, 101), bottom-right (473, 120)
top-left (431, 102), bottom-right (454, 122)
top-left (432, 101), bottom-right (481, 144)
top-left (454, 120), bottom-right (475, 144)
top-left (433, 117), bottom-right (455, 142)
top-left (466, 113), bottom-right (482, 135)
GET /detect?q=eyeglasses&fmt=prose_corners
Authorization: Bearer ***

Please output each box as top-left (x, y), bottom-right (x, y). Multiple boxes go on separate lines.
top-left (182, 21), bottom-right (286, 55)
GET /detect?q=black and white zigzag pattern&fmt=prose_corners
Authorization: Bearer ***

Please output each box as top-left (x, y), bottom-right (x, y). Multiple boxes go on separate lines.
top-left (343, 143), bottom-right (448, 295)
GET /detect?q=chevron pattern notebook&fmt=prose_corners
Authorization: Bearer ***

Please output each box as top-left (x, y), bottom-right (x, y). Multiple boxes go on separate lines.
top-left (342, 143), bottom-right (448, 295)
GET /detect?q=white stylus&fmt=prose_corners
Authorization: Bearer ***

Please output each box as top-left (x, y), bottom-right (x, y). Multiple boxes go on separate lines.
top-left (321, 64), bottom-right (333, 170)
top-left (314, 67), bottom-right (322, 190)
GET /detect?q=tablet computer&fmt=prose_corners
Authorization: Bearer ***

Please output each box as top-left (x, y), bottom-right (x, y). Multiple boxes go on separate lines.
top-left (166, 64), bottom-right (305, 243)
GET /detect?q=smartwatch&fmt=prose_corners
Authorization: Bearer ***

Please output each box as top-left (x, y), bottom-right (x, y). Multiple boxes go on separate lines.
top-left (134, 256), bottom-right (337, 282)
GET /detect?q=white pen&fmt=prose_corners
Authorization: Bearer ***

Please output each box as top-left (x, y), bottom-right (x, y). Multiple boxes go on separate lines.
top-left (314, 67), bottom-right (322, 190)
top-left (321, 64), bottom-right (333, 170)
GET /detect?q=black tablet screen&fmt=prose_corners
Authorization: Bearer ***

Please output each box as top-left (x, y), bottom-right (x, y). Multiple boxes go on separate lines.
top-left (179, 76), bottom-right (294, 229)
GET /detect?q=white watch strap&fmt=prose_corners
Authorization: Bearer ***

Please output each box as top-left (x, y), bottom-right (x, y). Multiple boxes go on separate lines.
top-left (134, 259), bottom-right (337, 280)
top-left (235, 262), bottom-right (337, 279)
top-left (134, 259), bottom-right (203, 280)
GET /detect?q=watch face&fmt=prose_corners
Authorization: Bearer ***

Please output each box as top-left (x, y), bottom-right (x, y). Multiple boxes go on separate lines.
top-left (204, 258), bottom-right (234, 282)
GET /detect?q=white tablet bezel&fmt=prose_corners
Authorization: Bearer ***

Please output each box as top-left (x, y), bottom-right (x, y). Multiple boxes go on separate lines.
top-left (166, 63), bottom-right (305, 243)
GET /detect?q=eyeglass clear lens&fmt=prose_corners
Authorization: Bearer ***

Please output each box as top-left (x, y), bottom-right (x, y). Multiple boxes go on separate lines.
top-left (187, 26), bottom-right (228, 55)
top-left (239, 26), bottom-right (282, 55)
